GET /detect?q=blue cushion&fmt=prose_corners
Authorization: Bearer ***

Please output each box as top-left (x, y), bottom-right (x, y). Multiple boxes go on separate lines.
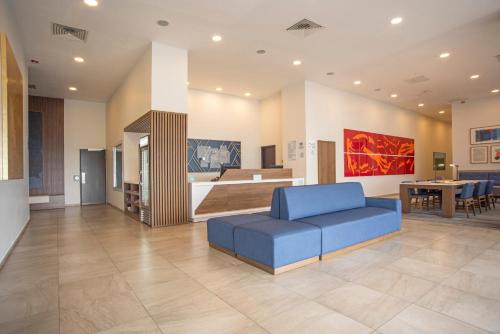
top-left (270, 187), bottom-right (282, 219)
top-left (278, 182), bottom-right (366, 220)
top-left (207, 214), bottom-right (272, 251)
top-left (297, 207), bottom-right (400, 254)
top-left (234, 220), bottom-right (321, 268)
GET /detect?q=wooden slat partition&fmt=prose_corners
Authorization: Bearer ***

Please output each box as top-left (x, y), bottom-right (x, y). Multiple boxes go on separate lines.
top-left (150, 111), bottom-right (188, 227)
top-left (124, 111), bottom-right (151, 133)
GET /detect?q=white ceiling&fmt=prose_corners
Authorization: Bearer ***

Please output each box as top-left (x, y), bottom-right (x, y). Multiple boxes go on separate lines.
top-left (9, 0), bottom-right (500, 122)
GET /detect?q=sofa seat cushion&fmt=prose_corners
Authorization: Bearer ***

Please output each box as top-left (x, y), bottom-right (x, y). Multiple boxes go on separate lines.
top-left (234, 220), bottom-right (321, 268)
top-left (207, 214), bottom-right (272, 252)
top-left (277, 182), bottom-right (366, 220)
top-left (297, 207), bottom-right (400, 254)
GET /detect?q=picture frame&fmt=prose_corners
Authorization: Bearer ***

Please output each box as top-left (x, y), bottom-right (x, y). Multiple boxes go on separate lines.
top-left (470, 146), bottom-right (488, 164)
top-left (491, 145), bottom-right (500, 163)
top-left (470, 125), bottom-right (500, 145)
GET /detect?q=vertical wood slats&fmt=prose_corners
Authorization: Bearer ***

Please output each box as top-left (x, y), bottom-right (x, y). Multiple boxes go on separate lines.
top-left (28, 96), bottom-right (64, 196)
top-left (150, 111), bottom-right (188, 227)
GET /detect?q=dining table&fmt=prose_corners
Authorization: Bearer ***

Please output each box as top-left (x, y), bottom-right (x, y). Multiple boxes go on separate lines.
top-left (399, 180), bottom-right (480, 218)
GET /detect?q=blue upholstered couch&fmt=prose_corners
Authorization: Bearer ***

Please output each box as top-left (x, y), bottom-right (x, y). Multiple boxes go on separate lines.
top-left (207, 182), bottom-right (401, 273)
top-left (460, 170), bottom-right (500, 196)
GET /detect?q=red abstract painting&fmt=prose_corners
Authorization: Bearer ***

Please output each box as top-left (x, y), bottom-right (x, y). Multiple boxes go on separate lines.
top-left (344, 129), bottom-right (414, 177)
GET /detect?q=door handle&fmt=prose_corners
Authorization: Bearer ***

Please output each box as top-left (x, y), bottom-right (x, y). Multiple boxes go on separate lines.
top-left (81, 172), bottom-right (86, 184)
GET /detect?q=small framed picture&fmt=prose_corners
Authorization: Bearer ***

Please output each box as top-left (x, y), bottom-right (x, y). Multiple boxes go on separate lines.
top-left (470, 125), bottom-right (500, 145)
top-left (491, 145), bottom-right (500, 163)
top-left (470, 146), bottom-right (488, 164)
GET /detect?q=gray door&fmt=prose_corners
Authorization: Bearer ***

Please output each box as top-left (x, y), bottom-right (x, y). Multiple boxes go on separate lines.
top-left (80, 149), bottom-right (106, 205)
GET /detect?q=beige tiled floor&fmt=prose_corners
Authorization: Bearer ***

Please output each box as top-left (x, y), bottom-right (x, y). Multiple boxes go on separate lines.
top-left (0, 205), bottom-right (499, 334)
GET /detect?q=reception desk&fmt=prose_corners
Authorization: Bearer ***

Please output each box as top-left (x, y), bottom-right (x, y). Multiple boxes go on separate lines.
top-left (188, 169), bottom-right (304, 222)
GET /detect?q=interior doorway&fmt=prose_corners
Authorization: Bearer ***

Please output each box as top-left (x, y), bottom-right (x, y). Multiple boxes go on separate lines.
top-left (317, 140), bottom-right (336, 184)
top-left (261, 145), bottom-right (276, 168)
top-left (80, 149), bottom-right (106, 205)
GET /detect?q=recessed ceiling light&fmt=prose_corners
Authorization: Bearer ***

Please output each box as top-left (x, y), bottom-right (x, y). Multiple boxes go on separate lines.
top-left (83, 0), bottom-right (98, 7)
top-left (256, 49), bottom-right (266, 54)
top-left (186, 81), bottom-right (190, 86)
top-left (492, 89), bottom-right (499, 93)
top-left (391, 94), bottom-right (398, 98)
top-left (353, 80), bottom-right (362, 85)
top-left (438, 110), bottom-right (445, 114)
top-left (439, 52), bottom-right (450, 58)
top-left (157, 20), bottom-right (169, 27)
top-left (215, 87), bottom-right (223, 91)
top-left (244, 92), bottom-right (251, 97)
top-left (390, 17), bottom-right (403, 25)
top-left (68, 86), bottom-right (77, 91)
top-left (418, 103), bottom-right (424, 107)
top-left (470, 74), bottom-right (480, 79)
top-left (293, 60), bottom-right (302, 66)
top-left (74, 56), bottom-right (84, 63)
top-left (212, 35), bottom-right (222, 42)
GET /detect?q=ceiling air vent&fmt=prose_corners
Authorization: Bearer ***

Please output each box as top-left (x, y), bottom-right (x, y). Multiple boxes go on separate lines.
top-left (405, 75), bottom-right (429, 84)
top-left (286, 18), bottom-right (324, 37)
top-left (52, 22), bottom-right (88, 42)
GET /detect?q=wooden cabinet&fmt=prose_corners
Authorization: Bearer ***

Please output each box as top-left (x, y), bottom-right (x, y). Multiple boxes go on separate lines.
top-left (124, 182), bottom-right (140, 221)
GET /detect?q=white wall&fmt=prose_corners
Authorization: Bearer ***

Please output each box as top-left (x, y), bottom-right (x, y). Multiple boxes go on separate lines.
top-left (0, 0), bottom-right (30, 264)
top-left (260, 92), bottom-right (283, 165)
top-left (281, 82), bottom-right (307, 179)
top-left (106, 47), bottom-right (152, 209)
top-left (304, 81), bottom-right (452, 196)
top-left (452, 95), bottom-right (500, 171)
top-left (151, 42), bottom-right (188, 113)
top-left (64, 99), bottom-right (106, 205)
top-left (188, 89), bottom-right (262, 181)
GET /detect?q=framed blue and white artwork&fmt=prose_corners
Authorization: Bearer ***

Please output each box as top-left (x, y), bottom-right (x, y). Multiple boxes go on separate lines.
top-left (188, 139), bottom-right (241, 173)
top-left (470, 125), bottom-right (500, 145)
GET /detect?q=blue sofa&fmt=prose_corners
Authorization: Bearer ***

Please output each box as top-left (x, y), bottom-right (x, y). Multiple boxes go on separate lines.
top-left (207, 182), bottom-right (401, 274)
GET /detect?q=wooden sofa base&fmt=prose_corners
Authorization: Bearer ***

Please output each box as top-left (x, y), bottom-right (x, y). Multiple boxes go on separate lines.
top-left (209, 243), bottom-right (236, 257)
top-left (209, 230), bottom-right (400, 274)
top-left (320, 230), bottom-right (400, 260)
top-left (237, 254), bottom-right (319, 275)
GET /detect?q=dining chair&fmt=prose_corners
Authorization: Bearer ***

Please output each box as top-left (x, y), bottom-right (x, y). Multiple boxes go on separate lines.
top-left (455, 183), bottom-right (475, 218)
top-left (403, 180), bottom-right (431, 209)
top-left (473, 181), bottom-right (488, 213)
top-left (485, 180), bottom-right (496, 209)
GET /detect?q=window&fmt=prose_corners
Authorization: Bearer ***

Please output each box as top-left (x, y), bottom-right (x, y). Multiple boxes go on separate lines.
top-left (113, 144), bottom-right (123, 191)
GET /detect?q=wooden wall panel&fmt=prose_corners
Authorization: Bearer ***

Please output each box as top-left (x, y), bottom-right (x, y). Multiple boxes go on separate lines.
top-left (29, 96), bottom-right (64, 196)
top-left (150, 111), bottom-right (188, 227)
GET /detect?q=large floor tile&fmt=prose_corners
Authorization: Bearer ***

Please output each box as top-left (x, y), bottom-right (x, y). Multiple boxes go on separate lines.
top-left (387, 257), bottom-right (457, 282)
top-left (407, 247), bottom-right (475, 268)
top-left (354, 267), bottom-right (435, 302)
top-left (442, 269), bottom-right (500, 301)
top-left (95, 317), bottom-right (162, 334)
top-left (367, 240), bottom-right (421, 257)
top-left (316, 283), bottom-right (408, 328)
top-left (0, 310), bottom-right (59, 334)
top-left (60, 274), bottom-right (148, 333)
top-left (417, 285), bottom-right (500, 333)
top-left (215, 275), bottom-right (308, 322)
top-left (259, 300), bottom-right (371, 334)
top-left (378, 304), bottom-right (488, 334)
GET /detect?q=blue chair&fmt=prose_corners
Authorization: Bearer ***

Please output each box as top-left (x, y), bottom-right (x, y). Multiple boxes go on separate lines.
top-left (485, 180), bottom-right (496, 209)
top-left (473, 181), bottom-right (488, 213)
top-left (455, 183), bottom-right (475, 218)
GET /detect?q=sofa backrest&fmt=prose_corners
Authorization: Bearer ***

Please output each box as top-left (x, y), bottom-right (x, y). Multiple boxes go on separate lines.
top-left (460, 171), bottom-right (500, 186)
top-left (272, 182), bottom-right (366, 220)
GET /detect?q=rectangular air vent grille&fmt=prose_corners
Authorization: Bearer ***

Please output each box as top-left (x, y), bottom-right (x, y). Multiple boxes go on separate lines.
top-left (52, 22), bottom-right (88, 42)
top-left (286, 18), bottom-right (324, 37)
top-left (405, 75), bottom-right (430, 84)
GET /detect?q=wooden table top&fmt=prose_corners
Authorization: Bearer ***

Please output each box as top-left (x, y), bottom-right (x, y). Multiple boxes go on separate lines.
top-left (400, 180), bottom-right (483, 187)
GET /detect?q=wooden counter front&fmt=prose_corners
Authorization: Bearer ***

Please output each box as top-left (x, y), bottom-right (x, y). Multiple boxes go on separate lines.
top-left (188, 178), bottom-right (304, 222)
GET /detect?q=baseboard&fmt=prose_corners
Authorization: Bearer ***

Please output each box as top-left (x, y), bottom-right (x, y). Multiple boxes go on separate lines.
top-left (0, 217), bottom-right (30, 269)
